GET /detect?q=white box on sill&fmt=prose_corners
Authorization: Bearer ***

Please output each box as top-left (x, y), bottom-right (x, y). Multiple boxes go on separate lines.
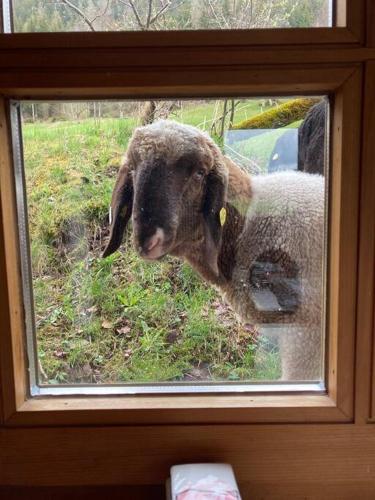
top-left (169, 463), bottom-right (241, 499)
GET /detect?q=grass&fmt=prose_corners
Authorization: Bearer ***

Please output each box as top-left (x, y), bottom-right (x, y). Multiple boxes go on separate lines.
top-left (23, 100), bottom-right (282, 385)
top-left (228, 121), bottom-right (301, 173)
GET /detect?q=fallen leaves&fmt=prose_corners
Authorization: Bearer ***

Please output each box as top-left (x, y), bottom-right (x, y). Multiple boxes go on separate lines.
top-left (116, 325), bottom-right (131, 335)
top-left (124, 348), bottom-right (132, 359)
top-left (53, 349), bottom-right (67, 359)
top-left (101, 319), bottom-right (113, 329)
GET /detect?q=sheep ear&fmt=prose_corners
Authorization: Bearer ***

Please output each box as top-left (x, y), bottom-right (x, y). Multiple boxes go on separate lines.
top-left (202, 170), bottom-right (227, 276)
top-left (102, 161), bottom-right (133, 258)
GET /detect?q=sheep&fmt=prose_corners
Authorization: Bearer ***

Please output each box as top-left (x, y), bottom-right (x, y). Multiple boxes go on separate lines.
top-left (298, 100), bottom-right (327, 175)
top-left (268, 128), bottom-right (298, 173)
top-left (269, 100), bottom-right (327, 175)
top-left (103, 120), bottom-right (325, 381)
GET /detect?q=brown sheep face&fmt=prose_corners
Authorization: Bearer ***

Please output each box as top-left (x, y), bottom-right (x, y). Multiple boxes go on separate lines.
top-left (102, 121), bottom-right (228, 276)
top-left (132, 152), bottom-right (207, 260)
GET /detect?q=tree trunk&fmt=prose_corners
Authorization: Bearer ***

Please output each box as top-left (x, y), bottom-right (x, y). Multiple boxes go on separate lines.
top-left (220, 99), bottom-right (228, 139)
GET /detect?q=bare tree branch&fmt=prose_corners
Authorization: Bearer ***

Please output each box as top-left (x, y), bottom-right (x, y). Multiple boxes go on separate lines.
top-left (220, 99), bottom-right (228, 139)
top-left (211, 99), bottom-right (240, 137)
top-left (229, 99), bottom-right (236, 127)
top-left (207, 0), bottom-right (230, 29)
top-left (61, 0), bottom-right (96, 31)
top-left (90, 0), bottom-right (111, 25)
top-left (116, 0), bottom-right (132, 7)
top-left (119, 0), bottom-right (173, 30)
top-left (128, 0), bottom-right (145, 29)
top-left (249, 0), bottom-right (253, 25)
top-left (207, 0), bottom-right (223, 28)
top-left (146, 0), bottom-right (153, 28)
top-left (149, 1), bottom-right (172, 26)
top-left (163, 0), bottom-right (186, 13)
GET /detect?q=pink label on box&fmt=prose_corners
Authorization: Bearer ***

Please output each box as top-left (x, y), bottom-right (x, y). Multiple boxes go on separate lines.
top-left (176, 476), bottom-right (240, 499)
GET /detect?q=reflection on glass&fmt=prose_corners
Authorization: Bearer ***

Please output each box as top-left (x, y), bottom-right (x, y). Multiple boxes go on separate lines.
top-left (19, 97), bottom-right (328, 385)
top-left (12, 0), bottom-right (332, 32)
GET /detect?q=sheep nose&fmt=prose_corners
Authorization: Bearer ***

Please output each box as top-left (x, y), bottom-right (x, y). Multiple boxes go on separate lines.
top-left (141, 227), bottom-right (166, 259)
top-left (146, 232), bottom-right (162, 252)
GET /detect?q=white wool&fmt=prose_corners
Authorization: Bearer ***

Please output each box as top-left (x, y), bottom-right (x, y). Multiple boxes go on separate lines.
top-left (228, 170), bottom-right (325, 380)
top-left (249, 171), bottom-right (324, 219)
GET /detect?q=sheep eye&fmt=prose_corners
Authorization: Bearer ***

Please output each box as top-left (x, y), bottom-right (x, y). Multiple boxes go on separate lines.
top-left (194, 169), bottom-right (205, 180)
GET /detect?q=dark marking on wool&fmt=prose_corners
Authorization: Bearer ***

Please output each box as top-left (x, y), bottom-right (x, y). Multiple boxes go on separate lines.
top-left (249, 249), bottom-right (301, 314)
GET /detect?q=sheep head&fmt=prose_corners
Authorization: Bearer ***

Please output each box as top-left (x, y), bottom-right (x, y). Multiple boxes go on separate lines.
top-left (102, 120), bottom-right (229, 277)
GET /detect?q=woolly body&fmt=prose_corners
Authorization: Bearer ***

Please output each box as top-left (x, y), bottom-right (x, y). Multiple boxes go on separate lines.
top-left (104, 120), bottom-right (325, 381)
top-left (222, 172), bottom-right (324, 380)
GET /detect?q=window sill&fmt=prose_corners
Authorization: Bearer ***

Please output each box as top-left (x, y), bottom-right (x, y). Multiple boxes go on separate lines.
top-left (4, 392), bottom-right (350, 426)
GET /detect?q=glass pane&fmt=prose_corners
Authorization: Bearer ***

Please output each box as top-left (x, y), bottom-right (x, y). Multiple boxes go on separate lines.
top-left (11, 0), bottom-right (333, 32)
top-left (16, 97), bottom-right (328, 388)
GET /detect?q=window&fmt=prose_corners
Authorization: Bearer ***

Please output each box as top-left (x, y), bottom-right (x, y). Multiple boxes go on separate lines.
top-left (15, 96), bottom-right (328, 392)
top-left (11, 0), bottom-right (333, 32)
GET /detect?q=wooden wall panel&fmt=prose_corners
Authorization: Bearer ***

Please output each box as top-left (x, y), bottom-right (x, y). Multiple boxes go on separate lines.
top-left (0, 486), bottom-right (165, 500)
top-left (363, 62), bottom-right (375, 421)
top-left (241, 481), bottom-right (375, 500)
top-left (2, 483), bottom-right (375, 500)
top-left (1, 425), bottom-right (375, 488)
top-left (367, 0), bottom-right (375, 47)
top-left (355, 61), bottom-right (375, 424)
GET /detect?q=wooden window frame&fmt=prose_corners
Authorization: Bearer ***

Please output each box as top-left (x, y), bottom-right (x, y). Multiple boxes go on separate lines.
top-left (0, 64), bottom-right (362, 426)
top-left (366, 61), bottom-right (375, 421)
top-left (1, 0), bottom-right (365, 43)
top-left (0, 0), bottom-right (375, 494)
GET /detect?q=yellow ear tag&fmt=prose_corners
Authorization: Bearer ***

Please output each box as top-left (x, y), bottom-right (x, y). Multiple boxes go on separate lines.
top-left (219, 207), bottom-right (227, 227)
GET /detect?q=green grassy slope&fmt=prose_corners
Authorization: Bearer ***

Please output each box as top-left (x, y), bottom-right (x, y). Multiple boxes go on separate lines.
top-left (23, 101), bottom-right (282, 384)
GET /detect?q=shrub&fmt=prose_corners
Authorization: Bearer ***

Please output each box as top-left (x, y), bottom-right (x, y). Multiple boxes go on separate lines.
top-left (231, 98), bottom-right (320, 130)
